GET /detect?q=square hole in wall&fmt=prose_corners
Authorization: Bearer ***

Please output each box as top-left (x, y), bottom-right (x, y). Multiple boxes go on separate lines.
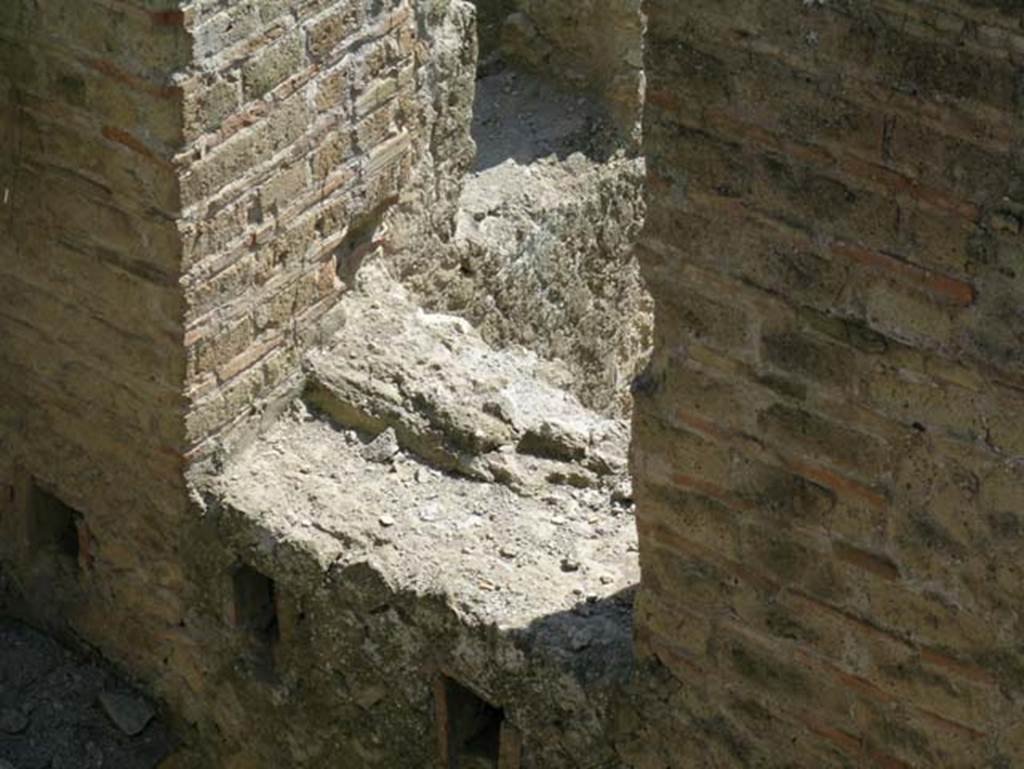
top-left (231, 563), bottom-right (279, 651)
top-left (437, 676), bottom-right (520, 769)
top-left (28, 481), bottom-right (80, 566)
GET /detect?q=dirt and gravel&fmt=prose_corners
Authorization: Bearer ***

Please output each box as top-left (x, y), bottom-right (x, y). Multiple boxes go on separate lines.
top-left (214, 408), bottom-right (638, 631)
top-left (0, 618), bottom-right (173, 769)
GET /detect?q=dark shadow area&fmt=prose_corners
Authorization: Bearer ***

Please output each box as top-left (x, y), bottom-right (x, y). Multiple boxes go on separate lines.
top-left (0, 617), bottom-right (175, 769)
top-left (231, 563), bottom-right (279, 677)
top-left (28, 482), bottom-right (79, 565)
top-left (232, 564), bottom-right (278, 641)
top-left (440, 676), bottom-right (504, 769)
top-left (468, 0), bottom-right (634, 171)
top-left (486, 585), bottom-right (639, 767)
top-left (332, 194), bottom-right (396, 290)
top-left (472, 0), bottom-right (516, 67)
top-left (511, 585), bottom-right (638, 690)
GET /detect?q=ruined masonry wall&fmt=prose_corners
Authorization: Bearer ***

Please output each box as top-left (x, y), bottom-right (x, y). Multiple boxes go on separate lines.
top-left (180, 0), bottom-right (474, 458)
top-left (5, 0), bottom-right (1024, 766)
top-left (631, 1), bottom-right (1024, 766)
top-left (1, 0), bottom-right (478, 763)
top-left (0, 0), bottom-right (192, 676)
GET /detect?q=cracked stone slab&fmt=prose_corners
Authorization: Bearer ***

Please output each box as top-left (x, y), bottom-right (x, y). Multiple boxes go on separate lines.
top-left (305, 266), bottom-right (628, 485)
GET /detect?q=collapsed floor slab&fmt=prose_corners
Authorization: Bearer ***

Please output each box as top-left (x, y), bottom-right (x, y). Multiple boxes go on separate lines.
top-left (193, 273), bottom-right (640, 767)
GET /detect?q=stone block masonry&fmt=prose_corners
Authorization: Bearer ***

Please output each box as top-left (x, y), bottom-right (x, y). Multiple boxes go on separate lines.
top-left (630, 0), bottom-right (1024, 766)
top-left (1, 0), bottom-right (479, 763)
top-left (179, 0), bottom-right (456, 458)
top-left (3, 0), bottom-right (1024, 766)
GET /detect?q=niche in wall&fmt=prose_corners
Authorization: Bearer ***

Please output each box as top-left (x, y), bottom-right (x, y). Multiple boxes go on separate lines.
top-left (28, 481), bottom-right (81, 569)
top-left (231, 563), bottom-right (279, 673)
top-left (436, 675), bottom-right (521, 769)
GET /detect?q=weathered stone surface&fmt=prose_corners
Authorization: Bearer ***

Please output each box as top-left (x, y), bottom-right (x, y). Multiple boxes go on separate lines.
top-left (306, 265), bottom-right (629, 482)
top-left (391, 67), bottom-right (651, 417)
top-left (630, 0), bottom-right (1024, 766)
top-left (4, 0), bottom-right (1023, 766)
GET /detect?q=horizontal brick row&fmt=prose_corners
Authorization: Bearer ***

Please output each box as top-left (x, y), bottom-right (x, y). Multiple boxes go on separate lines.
top-left (635, 0), bottom-right (1024, 766)
top-left (177, 0), bottom-right (424, 451)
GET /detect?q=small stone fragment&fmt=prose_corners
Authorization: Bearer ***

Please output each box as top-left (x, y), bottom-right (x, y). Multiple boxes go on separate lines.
top-left (353, 685), bottom-right (386, 709)
top-left (499, 544), bottom-right (519, 559)
top-left (570, 628), bottom-right (593, 650)
top-left (486, 452), bottom-right (525, 487)
top-left (482, 399), bottom-right (513, 424)
top-left (378, 515), bottom-right (396, 528)
top-left (560, 556), bottom-right (580, 572)
top-left (517, 419), bottom-right (588, 462)
top-left (361, 428), bottom-right (400, 463)
top-left (289, 399), bottom-right (312, 422)
top-left (611, 478), bottom-right (633, 505)
top-left (98, 691), bottom-right (155, 737)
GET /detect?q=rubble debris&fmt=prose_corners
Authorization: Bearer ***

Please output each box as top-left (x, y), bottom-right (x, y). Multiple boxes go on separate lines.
top-left (98, 691), bottom-right (155, 737)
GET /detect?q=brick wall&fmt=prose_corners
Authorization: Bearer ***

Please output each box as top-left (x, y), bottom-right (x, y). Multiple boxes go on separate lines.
top-left (0, 0), bottom-right (189, 494)
top-left (1, 1), bottom-right (477, 761)
top-left (177, 0), bottom-right (474, 458)
top-left (0, 0), bottom-right (191, 670)
top-left (633, 1), bottom-right (1024, 766)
